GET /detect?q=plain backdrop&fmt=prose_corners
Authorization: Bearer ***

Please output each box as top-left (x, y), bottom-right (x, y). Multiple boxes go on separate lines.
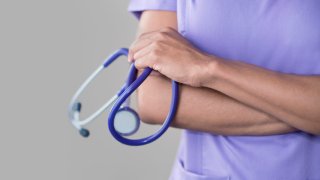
top-left (0, 0), bottom-right (181, 179)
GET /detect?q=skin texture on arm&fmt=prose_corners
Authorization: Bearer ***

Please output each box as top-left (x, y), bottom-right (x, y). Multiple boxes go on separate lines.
top-left (131, 10), bottom-right (296, 136)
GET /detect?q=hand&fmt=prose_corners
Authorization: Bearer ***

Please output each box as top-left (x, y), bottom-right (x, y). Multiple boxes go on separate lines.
top-left (128, 27), bottom-right (217, 87)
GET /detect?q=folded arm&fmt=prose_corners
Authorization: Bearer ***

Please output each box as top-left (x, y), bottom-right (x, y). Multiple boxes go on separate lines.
top-left (204, 61), bottom-right (320, 135)
top-left (130, 11), bottom-right (296, 136)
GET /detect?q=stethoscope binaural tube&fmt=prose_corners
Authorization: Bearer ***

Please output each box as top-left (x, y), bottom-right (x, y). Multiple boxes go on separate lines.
top-left (68, 48), bottom-right (133, 137)
top-left (108, 67), bottom-right (179, 146)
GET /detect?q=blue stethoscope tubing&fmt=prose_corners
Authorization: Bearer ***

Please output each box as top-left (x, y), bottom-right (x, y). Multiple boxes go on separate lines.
top-left (68, 48), bottom-right (179, 146)
top-left (108, 62), bottom-right (179, 146)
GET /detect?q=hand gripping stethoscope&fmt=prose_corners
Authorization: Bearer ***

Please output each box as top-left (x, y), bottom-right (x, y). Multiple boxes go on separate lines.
top-left (68, 48), bottom-right (179, 146)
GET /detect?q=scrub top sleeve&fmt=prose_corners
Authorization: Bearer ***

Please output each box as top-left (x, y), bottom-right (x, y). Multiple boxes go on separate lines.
top-left (128, 0), bottom-right (177, 19)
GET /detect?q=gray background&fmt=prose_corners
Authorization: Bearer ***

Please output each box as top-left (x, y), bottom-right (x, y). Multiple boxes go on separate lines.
top-left (0, 0), bottom-right (181, 179)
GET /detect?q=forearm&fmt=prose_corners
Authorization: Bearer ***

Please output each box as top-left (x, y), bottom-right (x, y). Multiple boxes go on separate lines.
top-left (203, 58), bottom-right (320, 135)
top-left (138, 74), bottom-right (296, 135)
top-left (132, 10), bottom-right (296, 135)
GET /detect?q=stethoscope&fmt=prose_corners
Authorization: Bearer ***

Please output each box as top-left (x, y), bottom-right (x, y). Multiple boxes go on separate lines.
top-left (68, 48), bottom-right (179, 146)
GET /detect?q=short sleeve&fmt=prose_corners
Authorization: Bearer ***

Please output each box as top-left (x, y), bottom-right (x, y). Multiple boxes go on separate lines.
top-left (128, 0), bottom-right (177, 19)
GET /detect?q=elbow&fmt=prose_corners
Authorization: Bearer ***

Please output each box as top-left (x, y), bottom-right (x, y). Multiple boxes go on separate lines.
top-left (137, 99), bottom-right (160, 125)
top-left (135, 73), bottom-right (172, 125)
top-left (137, 94), bottom-right (177, 125)
top-left (137, 97), bottom-right (167, 125)
top-left (136, 83), bottom-right (168, 125)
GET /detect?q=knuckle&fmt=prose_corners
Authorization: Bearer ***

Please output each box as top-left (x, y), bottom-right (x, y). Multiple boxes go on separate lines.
top-left (150, 50), bottom-right (158, 59)
top-left (157, 31), bottom-right (170, 40)
top-left (157, 32), bottom-right (167, 39)
top-left (138, 32), bottom-right (148, 39)
top-left (153, 40), bottom-right (163, 48)
top-left (135, 61), bottom-right (144, 69)
top-left (128, 48), bottom-right (134, 55)
top-left (152, 63), bottom-right (161, 71)
top-left (132, 53), bottom-right (138, 60)
top-left (161, 27), bottom-right (173, 33)
top-left (153, 49), bottom-right (162, 56)
top-left (129, 44), bottom-right (137, 53)
top-left (134, 59), bottom-right (140, 66)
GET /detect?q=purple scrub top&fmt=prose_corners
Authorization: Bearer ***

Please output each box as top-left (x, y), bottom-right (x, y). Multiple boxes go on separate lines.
top-left (128, 0), bottom-right (320, 179)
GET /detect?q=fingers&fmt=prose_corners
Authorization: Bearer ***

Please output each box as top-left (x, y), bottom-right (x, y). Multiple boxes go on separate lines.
top-left (134, 43), bottom-right (164, 72)
top-left (128, 37), bottom-right (152, 62)
top-left (128, 29), bottom-right (161, 62)
top-left (134, 52), bottom-right (157, 70)
top-left (134, 40), bottom-right (167, 70)
top-left (128, 27), bottom-right (178, 62)
top-left (132, 42), bottom-right (153, 60)
top-left (129, 27), bottom-right (180, 74)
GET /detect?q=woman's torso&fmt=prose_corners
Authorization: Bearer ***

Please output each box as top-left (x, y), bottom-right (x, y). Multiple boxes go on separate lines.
top-left (170, 1), bottom-right (320, 179)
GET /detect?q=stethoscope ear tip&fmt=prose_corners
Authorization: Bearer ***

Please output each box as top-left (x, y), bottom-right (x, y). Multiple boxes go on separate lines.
top-left (73, 102), bottom-right (82, 112)
top-left (79, 128), bottom-right (90, 138)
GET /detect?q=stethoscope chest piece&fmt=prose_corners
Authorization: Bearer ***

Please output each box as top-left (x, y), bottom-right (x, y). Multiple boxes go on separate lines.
top-left (114, 107), bottom-right (140, 136)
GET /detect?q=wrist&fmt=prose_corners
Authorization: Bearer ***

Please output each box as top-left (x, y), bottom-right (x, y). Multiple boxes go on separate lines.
top-left (199, 55), bottom-right (223, 88)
